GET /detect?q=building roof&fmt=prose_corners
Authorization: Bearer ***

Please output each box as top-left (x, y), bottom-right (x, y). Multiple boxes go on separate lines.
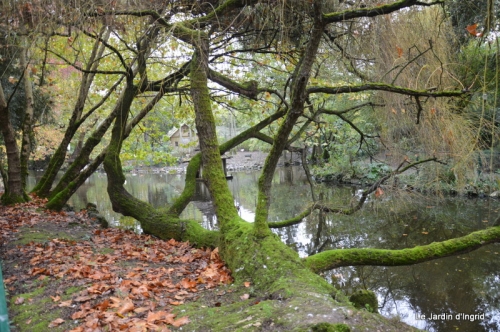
top-left (166, 123), bottom-right (197, 139)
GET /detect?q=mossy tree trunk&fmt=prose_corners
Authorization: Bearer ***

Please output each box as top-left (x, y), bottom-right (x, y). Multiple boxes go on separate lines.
top-left (46, 107), bottom-right (119, 201)
top-left (190, 37), bottom-right (240, 231)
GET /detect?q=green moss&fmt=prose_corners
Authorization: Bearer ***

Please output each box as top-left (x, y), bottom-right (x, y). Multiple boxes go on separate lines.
top-left (96, 247), bottom-right (114, 255)
top-left (64, 286), bottom-right (84, 296)
top-left (45, 187), bottom-right (71, 211)
top-left (9, 286), bottom-right (67, 332)
top-left (1, 192), bottom-right (29, 205)
top-left (349, 290), bottom-right (378, 313)
top-left (312, 323), bottom-right (351, 332)
top-left (12, 224), bottom-right (89, 246)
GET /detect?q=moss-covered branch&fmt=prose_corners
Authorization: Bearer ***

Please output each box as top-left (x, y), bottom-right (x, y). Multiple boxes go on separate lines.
top-left (304, 225), bottom-right (500, 273)
top-left (165, 154), bottom-right (201, 216)
top-left (207, 69), bottom-right (259, 99)
top-left (308, 82), bottom-right (464, 98)
top-left (323, 0), bottom-right (442, 23)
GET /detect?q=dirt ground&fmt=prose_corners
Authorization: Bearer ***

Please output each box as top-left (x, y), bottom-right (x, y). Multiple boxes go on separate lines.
top-left (0, 198), bottom-right (240, 332)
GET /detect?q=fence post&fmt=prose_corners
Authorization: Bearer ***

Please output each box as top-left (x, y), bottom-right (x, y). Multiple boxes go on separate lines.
top-left (0, 262), bottom-right (9, 332)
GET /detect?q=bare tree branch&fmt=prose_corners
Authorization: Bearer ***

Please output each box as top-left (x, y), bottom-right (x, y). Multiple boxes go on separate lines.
top-left (268, 157), bottom-right (440, 229)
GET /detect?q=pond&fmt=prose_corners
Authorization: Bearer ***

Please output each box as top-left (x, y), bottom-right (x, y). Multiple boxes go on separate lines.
top-left (29, 167), bottom-right (500, 331)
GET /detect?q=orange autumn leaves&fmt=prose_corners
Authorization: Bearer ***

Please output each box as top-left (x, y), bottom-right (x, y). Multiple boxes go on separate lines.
top-left (26, 232), bottom-right (230, 331)
top-left (466, 23), bottom-right (483, 37)
top-left (1, 198), bottom-right (232, 331)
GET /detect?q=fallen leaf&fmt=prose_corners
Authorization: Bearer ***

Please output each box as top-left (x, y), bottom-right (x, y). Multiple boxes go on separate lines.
top-left (240, 293), bottom-right (250, 300)
top-left (147, 310), bottom-right (168, 323)
top-left (134, 307), bottom-right (150, 314)
top-left (117, 299), bottom-right (135, 315)
top-left (180, 278), bottom-right (197, 289)
top-left (95, 299), bottom-right (110, 311)
top-left (58, 300), bottom-right (72, 307)
top-left (171, 316), bottom-right (190, 327)
top-left (15, 297), bottom-right (24, 305)
top-left (244, 281), bottom-right (251, 288)
top-left (48, 318), bottom-right (65, 327)
top-left (74, 295), bottom-right (92, 302)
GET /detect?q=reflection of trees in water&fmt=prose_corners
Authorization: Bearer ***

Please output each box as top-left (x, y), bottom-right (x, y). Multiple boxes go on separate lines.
top-left (285, 188), bottom-right (500, 332)
top-left (331, 253), bottom-right (500, 332)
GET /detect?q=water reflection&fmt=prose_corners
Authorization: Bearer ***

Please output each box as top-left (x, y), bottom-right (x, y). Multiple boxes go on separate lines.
top-left (28, 168), bottom-right (500, 331)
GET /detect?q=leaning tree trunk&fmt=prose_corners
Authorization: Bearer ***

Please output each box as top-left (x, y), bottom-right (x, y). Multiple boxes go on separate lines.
top-left (253, 3), bottom-right (324, 237)
top-left (190, 38), bottom-right (239, 231)
top-left (101, 73), bottom-right (219, 246)
top-left (47, 108), bottom-right (118, 201)
top-left (0, 82), bottom-right (28, 204)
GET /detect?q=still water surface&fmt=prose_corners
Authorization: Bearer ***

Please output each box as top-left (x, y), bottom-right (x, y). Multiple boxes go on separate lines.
top-left (31, 168), bottom-right (500, 331)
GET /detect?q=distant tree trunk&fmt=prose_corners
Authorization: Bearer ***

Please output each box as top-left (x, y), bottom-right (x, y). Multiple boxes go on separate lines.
top-left (68, 131), bottom-right (86, 163)
top-left (0, 152), bottom-right (8, 192)
top-left (0, 82), bottom-right (28, 204)
top-left (19, 42), bottom-right (35, 190)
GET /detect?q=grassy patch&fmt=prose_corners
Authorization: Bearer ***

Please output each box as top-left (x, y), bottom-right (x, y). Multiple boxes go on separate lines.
top-left (8, 287), bottom-right (64, 332)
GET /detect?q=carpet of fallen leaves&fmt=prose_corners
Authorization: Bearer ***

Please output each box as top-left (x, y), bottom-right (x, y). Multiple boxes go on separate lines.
top-left (0, 197), bottom-right (233, 331)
